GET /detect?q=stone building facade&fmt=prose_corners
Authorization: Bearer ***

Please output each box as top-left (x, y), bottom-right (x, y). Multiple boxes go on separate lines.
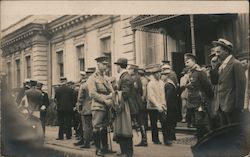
top-left (1, 15), bottom-right (136, 96)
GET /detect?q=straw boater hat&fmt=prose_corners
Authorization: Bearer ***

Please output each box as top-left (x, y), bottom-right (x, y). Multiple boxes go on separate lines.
top-left (212, 38), bottom-right (233, 52)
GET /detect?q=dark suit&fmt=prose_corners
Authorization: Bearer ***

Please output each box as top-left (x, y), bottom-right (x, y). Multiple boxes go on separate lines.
top-left (216, 56), bottom-right (246, 125)
top-left (115, 70), bottom-right (133, 157)
top-left (40, 91), bottom-right (49, 133)
top-left (54, 84), bottom-right (76, 139)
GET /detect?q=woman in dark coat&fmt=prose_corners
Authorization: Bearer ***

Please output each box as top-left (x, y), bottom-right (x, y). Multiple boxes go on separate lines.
top-left (163, 76), bottom-right (179, 145)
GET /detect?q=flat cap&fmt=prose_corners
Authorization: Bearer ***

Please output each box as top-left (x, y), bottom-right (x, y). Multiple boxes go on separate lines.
top-left (80, 71), bottom-right (86, 76)
top-left (114, 58), bottom-right (128, 66)
top-left (145, 64), bottom-right (161, 74)
top-left (212, 38), bottom-right (233, 51)
top-left (128, 64), bottom-right (139, 70)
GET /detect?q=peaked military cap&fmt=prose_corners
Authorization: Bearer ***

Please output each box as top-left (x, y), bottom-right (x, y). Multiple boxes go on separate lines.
top-left (95, 55), bottom-right (109, 64)
top-left (184, 53), bottom-right (197, 62)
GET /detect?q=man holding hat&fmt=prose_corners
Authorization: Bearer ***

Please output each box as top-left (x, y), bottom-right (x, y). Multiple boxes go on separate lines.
top-left (212, 38), bottom-right (246, 126)
top-left (113, 58), bottom-right (134, 157)
top-left (146, 64), bottom-right (167, 145)
top-left (184, 53), bottom-right (214, 140)
top-left (87, 55), bottom-right (114, 156)
top-left (36, 82), bottom-right (50, 134)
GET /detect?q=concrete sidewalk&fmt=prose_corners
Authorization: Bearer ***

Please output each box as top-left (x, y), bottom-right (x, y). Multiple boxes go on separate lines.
top-left (44, 126), bottom-right (195, 157)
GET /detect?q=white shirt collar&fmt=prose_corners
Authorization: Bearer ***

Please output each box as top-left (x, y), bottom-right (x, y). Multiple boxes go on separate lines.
top-left (220, 55), bottom-right (232, 69)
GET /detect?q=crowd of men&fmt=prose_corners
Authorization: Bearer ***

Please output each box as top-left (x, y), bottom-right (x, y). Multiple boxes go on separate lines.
top-left (15, 38), bottom-right (249, 157)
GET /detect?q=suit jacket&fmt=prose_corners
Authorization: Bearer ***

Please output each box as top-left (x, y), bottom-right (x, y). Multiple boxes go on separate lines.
top-left (118, 71), bottom-right (138, 115)
top-left (41, 91), bottom-right (49, 110)
top-left (216, 56), bottom-right (246, 112)
top-left (131, 73), bottom-right (144, 110)
top-left (54, 85), bottom-right (76, 111)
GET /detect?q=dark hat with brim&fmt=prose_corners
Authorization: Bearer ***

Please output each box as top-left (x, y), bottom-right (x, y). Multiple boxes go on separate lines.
top-left (86, 67), bottom-right (96, 74)
top-left (138, 68), bottom-right (145, 74)
top-left (162, 60), bottom-right (170, 64)
top-left (114, 58), bottom-right (128, 66)
top-left (184, 53), bottom-right (197, 62)
top-left (128, 64), bottom-right (139, 70)
top-left (95, 55), bottom-right (109, 64)
top-left (60, 77), bottom-right (67, 81)
top-left (30, 80), bottom-right (37, 87)
top-left (36, 82), bottom-right (43, 87)
top-left (145, 64), bottom-right (161, 74)
top-left (212, 38), bottom-right (233, 52)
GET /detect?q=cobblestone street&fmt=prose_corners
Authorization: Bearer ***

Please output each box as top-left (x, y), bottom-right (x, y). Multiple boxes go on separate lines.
top-left (44, 126), bottom-right (196, 157)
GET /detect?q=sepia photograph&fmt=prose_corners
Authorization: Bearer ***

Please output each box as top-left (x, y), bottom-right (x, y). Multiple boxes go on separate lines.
top-left (0, 1), bottom-right (249, 157)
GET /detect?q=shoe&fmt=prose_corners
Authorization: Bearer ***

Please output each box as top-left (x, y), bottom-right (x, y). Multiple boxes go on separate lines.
top-left (164, 140), bottom-right (173, 146)
top-left (102, 149), bottom-right (116, 154)
top-left (95, 149), bottom-right (104, 156)
top-left (153, 141), bottom-right (162, 144)
top-left (80, 144), bottom-right (90, 148)
top-left (74, 140), bottom-right (85, 146)
top-left (181, 119), bottom-right (186, 123)
top-left (135, 141), bottom-right (148, 147)
top-left (116, 152), bottom-right (125, 156)
top-left (56, 138), bottom-right (63, 140)
top-left (187, 124), bottom-right (194, 128)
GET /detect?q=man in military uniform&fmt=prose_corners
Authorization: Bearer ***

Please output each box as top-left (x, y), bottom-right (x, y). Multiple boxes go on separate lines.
top-left (76, 69), bottom-right (95, 148)
top-left (128, 64), bottom-right (147, 147)
top-left (87, 55), bottom-right (114, 156)
top-left (36, 82), bottom-right (50, 134)
top-left (184, 53), bottom-right (214, 140)
top-left (54, 77), bottom-right (76, 140)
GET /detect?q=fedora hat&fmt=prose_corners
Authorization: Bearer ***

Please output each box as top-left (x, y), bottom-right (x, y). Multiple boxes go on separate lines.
top-left (114, 58), bottom-right (128, 66)
top-left (212, 38), bottom-right (233, 52)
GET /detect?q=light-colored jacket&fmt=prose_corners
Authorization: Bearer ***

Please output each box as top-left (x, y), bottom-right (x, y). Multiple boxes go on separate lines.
top-left (147, 78), bottom-right (166, 110)
top-left (87, 71), bottom-right (114, 111)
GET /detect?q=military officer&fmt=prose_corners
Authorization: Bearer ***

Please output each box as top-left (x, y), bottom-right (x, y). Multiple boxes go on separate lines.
top-left (87, 55), bottom-right (114, 156)
top-left (184, 53), bottom-right (214, 140)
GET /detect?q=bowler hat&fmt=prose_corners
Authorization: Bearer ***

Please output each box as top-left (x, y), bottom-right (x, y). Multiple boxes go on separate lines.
top-left (60, 77), bottom-right (67, 81)
top-left (145, 64), bottom-right (161, 74)
top-left (30, 80), bottom-right (37, 87)
top-left (212, 38), bottom-right (233, 52)
top-left (95, 55), bottom-right (109, 64)
top-left (184, 53), bottom-right (197, 62)
top-left (114, 58), bottom-right (128, 66)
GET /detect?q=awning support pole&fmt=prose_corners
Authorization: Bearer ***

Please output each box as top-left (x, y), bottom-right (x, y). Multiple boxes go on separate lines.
top-left (190, 15), bottom-right (196, 55)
